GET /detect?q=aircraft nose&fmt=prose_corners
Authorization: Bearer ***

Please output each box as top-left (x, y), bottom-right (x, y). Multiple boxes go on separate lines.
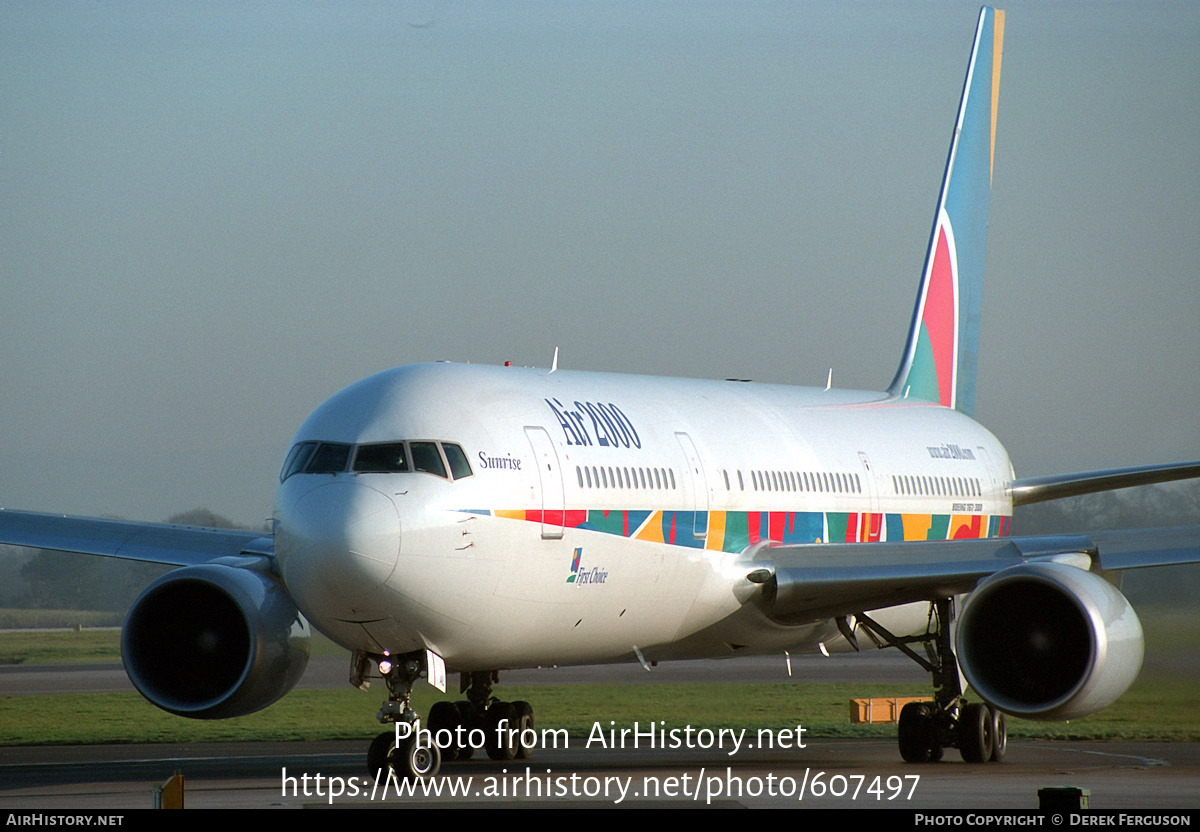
top-left (275, 481), bottom-right (400, 622)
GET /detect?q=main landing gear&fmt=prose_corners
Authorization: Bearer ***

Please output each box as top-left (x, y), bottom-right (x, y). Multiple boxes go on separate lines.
top-left (360, 652), bottom-right (535, 781)
top-left (854, 598), bottom-right (1006, 764)
top-left (429, 671), bottom-right (536, 763)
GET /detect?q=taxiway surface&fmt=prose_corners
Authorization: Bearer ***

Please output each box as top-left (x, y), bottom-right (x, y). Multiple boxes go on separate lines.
top-left (3, 654), bottom-right (1198, 810)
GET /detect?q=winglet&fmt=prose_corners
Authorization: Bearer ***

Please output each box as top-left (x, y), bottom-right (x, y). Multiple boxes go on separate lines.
top-left (889, 7), bottom-right (1004, 417)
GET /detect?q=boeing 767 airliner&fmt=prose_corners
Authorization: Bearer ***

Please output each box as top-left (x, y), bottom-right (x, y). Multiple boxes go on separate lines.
top-left (2, 7), bottom-right (1198, 780)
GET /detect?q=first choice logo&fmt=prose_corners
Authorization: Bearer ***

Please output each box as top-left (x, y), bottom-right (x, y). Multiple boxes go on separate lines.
top-left (566, 547), bottom-right (609, 585)
top-left (545, 398), bottom-right (641, 449)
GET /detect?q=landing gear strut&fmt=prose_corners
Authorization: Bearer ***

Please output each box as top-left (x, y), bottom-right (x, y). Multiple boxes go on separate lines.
top-left (440, 670), bottom-right (536, 762)
top-left (362, 655), bottom-right (537, 779)
top-left (857, 598), bottom-right (1006, 764)
top-left (366, 651), bottom-right (442, 781)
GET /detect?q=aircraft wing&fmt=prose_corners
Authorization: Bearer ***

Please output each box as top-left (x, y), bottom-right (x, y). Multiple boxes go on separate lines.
top-left (0, 508), bottom-right (273, 567)
top-left (751, 525), bottom-right (1200, 625)
top-left (1009, 461), bottom-right (1200, 506)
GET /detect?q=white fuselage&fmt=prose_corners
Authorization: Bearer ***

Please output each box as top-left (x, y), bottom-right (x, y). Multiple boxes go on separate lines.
top-left (273, 362), bottom-right (1013, 672)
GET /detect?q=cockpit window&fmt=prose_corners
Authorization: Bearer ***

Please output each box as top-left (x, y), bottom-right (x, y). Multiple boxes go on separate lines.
top-left (409, 441), bottom-right (447, 478)
top-left (281, 441), bottom-right (318, 482)
top-left (283, 439), bottom-right (473, 482)
top-left (442, 443), bottom-right (473, 480)
top-left (353, 443), bottom-right (410, 473)
top-left (306, 442), bottom-right (352, 474)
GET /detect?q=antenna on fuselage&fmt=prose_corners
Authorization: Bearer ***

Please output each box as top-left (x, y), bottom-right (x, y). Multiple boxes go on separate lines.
top-left (550, 346), bottom-right (559, 373)
top-left (825, 368), bottom-right (833, 391)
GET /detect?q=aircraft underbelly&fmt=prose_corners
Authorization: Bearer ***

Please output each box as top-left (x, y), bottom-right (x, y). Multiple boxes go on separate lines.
top-left (357, 517), bottom-right (737, 668)
top-left (363, 516), bottom-right (938, 669)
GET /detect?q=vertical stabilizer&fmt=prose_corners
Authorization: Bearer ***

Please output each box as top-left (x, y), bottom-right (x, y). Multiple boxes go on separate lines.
top-left (889, 7), bottom-right (1004, 417)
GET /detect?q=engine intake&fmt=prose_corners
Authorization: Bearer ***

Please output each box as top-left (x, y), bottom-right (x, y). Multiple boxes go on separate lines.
top-left (956, 561), bottom-right (1143, 721)
top-left (122, 563), bottom-right (310, 719)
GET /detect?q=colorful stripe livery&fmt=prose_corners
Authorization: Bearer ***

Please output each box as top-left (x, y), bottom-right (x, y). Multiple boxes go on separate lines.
top-left (480, 508), bottom-right (1012, 552)
top-left (890, 7), bottom-right (1004, 418)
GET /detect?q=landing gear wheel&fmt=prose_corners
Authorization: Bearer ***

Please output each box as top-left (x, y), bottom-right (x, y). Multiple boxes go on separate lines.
top-left (456, 701), bottom-right (480, 761)
top-left (428, 701), bottom-right (462, 762)
top-left (512, 700), bottom-right (535, 760)
top-left (858, 602), bottom-right (1006, 765)
top-left (988, 708), bottom-right (1007, 762)
top-left (367, 730), bottom-right (395, 779)
top-left (391, 733), bottom-right (441, 780)
top-left (958, 702), bottom-right (995, 763)
top-left (898, 702), bottom-right (935, 763)
top-left (485, 701), bottom-right (518, 761)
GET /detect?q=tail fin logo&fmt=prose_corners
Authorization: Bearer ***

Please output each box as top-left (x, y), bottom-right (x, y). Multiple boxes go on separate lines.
top-left (914, 210), bottom-right (960, 410)
top-left (889, 7), bottom-right (1003, 418)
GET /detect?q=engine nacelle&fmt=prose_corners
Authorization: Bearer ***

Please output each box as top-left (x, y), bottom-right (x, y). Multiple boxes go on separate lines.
top-left (956, 561), bottom-right (1143, 721)
top-left (122, 563), bottom-right (310, 719)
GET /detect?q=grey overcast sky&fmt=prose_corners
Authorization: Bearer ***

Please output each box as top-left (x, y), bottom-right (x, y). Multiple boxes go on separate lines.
top-left (1, 1), bottom-right (1197, 528)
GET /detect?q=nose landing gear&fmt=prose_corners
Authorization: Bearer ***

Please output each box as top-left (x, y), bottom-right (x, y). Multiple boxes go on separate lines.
top-left (359, 653), bottom-right (536, 781)
top-left (365, 652), bottom-right (442, 782)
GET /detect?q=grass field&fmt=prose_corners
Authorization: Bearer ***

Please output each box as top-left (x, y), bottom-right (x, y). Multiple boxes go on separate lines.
top-left (2, 610), bottom-right (1198, 746)
top-left (0, 609), bottom-right (122, 631)
top-left (4, 607), bottom-right (1196, 666)
top-left (2, 679), bottom-right (1197, 746)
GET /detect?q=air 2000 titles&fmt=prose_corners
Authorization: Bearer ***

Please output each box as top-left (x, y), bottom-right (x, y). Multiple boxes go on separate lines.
top-left (545, 398), bottom-right (641, 449)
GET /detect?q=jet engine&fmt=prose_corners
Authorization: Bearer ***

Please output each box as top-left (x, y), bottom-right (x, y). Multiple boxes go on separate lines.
top-left (956, 561), bottom-right (1143, 721)
top-left (121, 563), bottom-right (310, 719)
